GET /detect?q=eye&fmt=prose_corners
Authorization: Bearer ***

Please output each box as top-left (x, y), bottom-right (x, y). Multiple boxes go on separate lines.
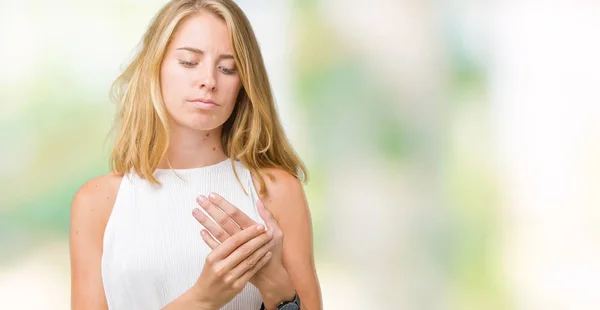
top-left (178, 60), bottom-right (197, 68)
top-left (218, 66), bottom-right (237, 75)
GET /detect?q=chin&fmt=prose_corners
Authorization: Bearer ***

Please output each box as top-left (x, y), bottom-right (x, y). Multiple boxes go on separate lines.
top-left (191, 124), bottom-right (220, 132)
top-left (168, 108), bottom-right (231, 132)
top-left (180, 116), bottom-right (224, 132)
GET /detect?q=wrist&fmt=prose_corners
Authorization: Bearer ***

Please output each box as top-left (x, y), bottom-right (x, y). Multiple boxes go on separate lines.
top-left (258, 269), bottom-right (296, 309)
top-left (188, 285), bottom-right (217, 310)
top-left (161, 286), bottom-right (216, 310)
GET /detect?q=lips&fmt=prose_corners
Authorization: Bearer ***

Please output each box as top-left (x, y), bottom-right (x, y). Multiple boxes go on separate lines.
top-left (188, 98), bottom-right (218, 109)
top-left (188, 98), bottom-right (217, 105)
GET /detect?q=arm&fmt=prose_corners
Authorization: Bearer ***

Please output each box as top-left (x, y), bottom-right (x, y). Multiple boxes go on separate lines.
top-left (194, 169), bottom-right (323, 309)
top-left (161, 289), bottom-right (212, 310)
top-left (71, 173), bottom-right (272, 310)
top-left (255, 169), bottom-right (323, 310)
top-left (70, 173), bottom-right (121, 310)
top-left (164, 222), bottom-right (274, 310)
top-left (70, 173), bottom-right (207, 310)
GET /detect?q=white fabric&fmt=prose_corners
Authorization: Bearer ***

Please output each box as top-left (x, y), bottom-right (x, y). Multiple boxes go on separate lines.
top-left (101, 159), bottom-right (265, 309)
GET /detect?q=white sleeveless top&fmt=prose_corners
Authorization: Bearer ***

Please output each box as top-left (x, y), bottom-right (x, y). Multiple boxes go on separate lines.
top-left (101, 159), bottom-right (266, 310)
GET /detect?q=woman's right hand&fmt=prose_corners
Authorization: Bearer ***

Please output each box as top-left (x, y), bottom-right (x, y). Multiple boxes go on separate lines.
top-left (191, 222), bottom-right (275, 310)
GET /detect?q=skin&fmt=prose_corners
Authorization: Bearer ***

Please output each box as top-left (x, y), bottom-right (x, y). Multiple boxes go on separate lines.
top-left (194, 173), bottom-right (323, 310)
top-left (70, 10), bottom-right (322, 310)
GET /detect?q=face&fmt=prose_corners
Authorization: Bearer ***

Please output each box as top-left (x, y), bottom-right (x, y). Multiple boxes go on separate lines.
top-left (160, 12), bottom-right (242, 132)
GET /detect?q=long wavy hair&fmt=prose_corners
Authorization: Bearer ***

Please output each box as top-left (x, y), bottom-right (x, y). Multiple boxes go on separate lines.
top-left (109, 0), bottom-right (307, 194)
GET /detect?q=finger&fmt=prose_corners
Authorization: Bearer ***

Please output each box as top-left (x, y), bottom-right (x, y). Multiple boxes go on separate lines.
top-left (197, 195), bottom-right (241, 235)
top-left (229, 237), bottom-right (275, 280)
top-left (220, 227), bottom-right (273, 270)
top-left (257, 200), bottom-right (278, 231)
top-left (192, 208), bottom-right (231, 242)
top-left (200, 229), bottom-right (220, 250)
top-left (211, 224), bottom-right (268, 260)
top-left (208, 193), bottom-right (256, 229)
top-left (236, 250), bottom-right (272, 286)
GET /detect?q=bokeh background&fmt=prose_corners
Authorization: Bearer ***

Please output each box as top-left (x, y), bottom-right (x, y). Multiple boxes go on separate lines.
top-left (1, 0), bottom-right (600, 309)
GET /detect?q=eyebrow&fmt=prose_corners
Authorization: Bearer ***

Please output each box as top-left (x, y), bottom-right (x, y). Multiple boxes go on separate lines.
top-left (176, 46), bottom-right (234, 59)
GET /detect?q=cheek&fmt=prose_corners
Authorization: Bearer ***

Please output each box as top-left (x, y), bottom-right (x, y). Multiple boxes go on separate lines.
top-left (219, 77), bottom-right (242, 106)
top-left (160, 62), bottom-right (187, 105)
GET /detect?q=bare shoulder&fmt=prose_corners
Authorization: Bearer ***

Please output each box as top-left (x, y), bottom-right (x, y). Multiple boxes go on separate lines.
top-left (251, 167), bottom-right (309, 224)
top-left (71, 171), bottom-right (124, 236)
top-left (253, 168), bottom-right (304, 204)
top-left (70, 171), bottom-right (124, 309)
top-left (253, 169), bottom-right (323, 308)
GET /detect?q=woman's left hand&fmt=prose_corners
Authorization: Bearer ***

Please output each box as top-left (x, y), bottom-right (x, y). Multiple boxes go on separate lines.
top-left (192, 193), bottom-right (296, 307)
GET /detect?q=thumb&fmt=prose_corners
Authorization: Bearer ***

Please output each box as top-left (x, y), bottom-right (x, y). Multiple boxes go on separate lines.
top-left (257, 199), bottom-right (277, 229)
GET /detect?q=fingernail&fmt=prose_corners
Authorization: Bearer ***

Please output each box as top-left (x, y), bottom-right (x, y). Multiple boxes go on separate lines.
top-left (256, 224), bottom-right (265, 231)
top-left (197, 195), bottom-right (206, 203)
top-left (265, 251), bottom-right (272, 259)
top-left (192, 208), bottom-right (201, 216)
top-left (267, 229), bottom-right (273, 238)
top-left (209, 193), bottom-right (216, 199)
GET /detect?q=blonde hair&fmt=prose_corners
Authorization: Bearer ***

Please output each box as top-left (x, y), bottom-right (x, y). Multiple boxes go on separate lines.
top-left (109, 0), bottom-right (307, 195)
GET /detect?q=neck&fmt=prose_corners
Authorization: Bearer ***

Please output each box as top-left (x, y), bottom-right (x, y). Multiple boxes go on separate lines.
top-left (158, 124), bottom-right (228, 169)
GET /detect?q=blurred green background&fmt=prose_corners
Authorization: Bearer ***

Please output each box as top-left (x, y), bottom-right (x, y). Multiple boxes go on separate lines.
top-left (2, 1), bottom-right (600, 309)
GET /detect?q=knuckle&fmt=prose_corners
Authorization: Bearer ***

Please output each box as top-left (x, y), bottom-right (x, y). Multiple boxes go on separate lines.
top-left (257, 257), bottom-right (269, 269)
top-left (205, 254), bottom-right (216, 265)
top-left (241, 245), bottom-right (252, 257)
top-left (223, 274), bottom-right (234, 285)
top-left (214, 230), bottom-right (226, 239)
top-left (246, 256), bottom-right (259, 268)
top-left (212, 265), bottom-right (225, 277)
top-left (226, 208), bottom-right (239, 218)
top-left (217, 216), bottom-right (229, 226)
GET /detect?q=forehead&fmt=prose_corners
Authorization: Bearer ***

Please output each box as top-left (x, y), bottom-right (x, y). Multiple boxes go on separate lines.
top-left (169, 12), bottom-right (233, 52)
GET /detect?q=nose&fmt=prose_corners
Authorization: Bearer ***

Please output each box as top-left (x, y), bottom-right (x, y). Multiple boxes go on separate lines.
top-left (199, 64), bottom-right (217, 91)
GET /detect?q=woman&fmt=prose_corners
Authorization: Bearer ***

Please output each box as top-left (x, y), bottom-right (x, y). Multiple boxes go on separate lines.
top-left (69, 0), bottom-right (322, 309)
